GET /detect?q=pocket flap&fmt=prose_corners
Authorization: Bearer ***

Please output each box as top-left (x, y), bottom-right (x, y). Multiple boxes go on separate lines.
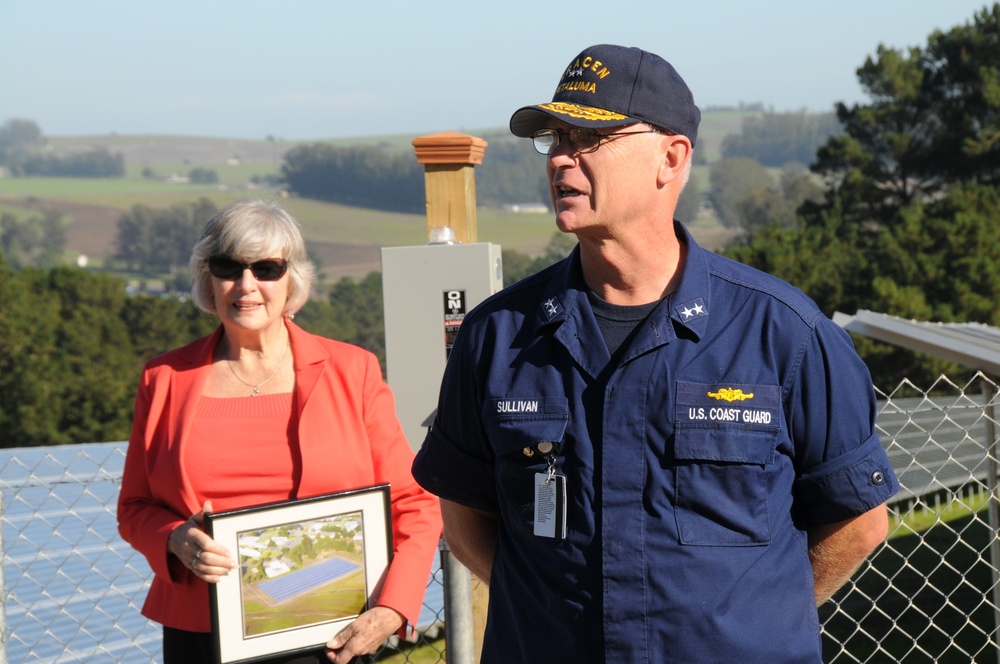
top-left (674, 428), bottom-right (774, 465)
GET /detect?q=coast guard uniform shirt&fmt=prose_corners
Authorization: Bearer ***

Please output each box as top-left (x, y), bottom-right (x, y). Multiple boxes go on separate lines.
top-left (412, 222), bottom-right (898, 663)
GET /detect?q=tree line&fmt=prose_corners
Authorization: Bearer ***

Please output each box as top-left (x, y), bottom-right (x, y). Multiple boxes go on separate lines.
top-left (0, 119), bottom-right (124, 177)
top-left (721, 111), bottom-right (842, 167)
top-left (1, 209), bottom-right (67, 269)
top-left (278, 133), bottom-right (557, 212)
top-left (114, 198), bottom-right (217, 278)
top-left (706, 111), bottom-right (839, 230)
top-left (277, 130), bottom-right (740, 221)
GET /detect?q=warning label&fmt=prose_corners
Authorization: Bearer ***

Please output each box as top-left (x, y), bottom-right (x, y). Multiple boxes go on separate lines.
top-left (444, 290), bottom-right (466, 359)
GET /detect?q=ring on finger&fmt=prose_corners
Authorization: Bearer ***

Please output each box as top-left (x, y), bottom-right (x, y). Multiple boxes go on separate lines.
top-left (192, 548), bottom-right (203, 566)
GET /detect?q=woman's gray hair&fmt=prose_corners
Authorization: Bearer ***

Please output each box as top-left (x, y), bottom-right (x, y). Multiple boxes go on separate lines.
top-left (189, 199), bottom-right (315, 316)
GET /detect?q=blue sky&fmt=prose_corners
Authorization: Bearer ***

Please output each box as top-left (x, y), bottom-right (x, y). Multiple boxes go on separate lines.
top-left (1, 0), bottom-right (993, 140)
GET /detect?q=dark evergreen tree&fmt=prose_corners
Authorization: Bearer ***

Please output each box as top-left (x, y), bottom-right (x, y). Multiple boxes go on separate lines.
top-left (725, 5), bottom-right (1000, 388)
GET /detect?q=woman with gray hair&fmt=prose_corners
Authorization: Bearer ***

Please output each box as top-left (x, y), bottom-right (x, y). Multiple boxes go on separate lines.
top-left (118, 199), bottom-right (442, 664)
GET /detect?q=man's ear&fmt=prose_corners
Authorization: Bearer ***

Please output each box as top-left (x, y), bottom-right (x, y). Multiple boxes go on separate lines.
top-left (657, 135), bottom-right (693, 186)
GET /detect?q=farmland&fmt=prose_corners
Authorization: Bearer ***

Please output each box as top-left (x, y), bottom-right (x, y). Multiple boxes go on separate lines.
top-left (0, 114), bottom-right (748, 281)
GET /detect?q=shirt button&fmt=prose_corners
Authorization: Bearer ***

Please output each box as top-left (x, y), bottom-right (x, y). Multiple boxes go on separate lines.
top-left (870, 471), bottom-right (885, 485)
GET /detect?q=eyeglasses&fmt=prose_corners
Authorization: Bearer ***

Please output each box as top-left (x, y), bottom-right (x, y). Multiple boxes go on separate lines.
top-left (208, 255), bottom-right (288, 281)
top-left (530, 127), bottom-right (664, 155)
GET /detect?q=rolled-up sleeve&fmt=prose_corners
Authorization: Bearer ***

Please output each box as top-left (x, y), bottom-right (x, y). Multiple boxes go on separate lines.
top-left (789, 318), bottom-right (899, 526)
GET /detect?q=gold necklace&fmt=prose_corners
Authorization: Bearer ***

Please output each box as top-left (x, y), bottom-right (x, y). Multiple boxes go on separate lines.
top-left (226, 342), bottom-right (290, 396)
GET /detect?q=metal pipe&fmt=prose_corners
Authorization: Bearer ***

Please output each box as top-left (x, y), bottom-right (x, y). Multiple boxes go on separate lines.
top-left (440, 536), bottom-right (474, 664)
top-left (0, 492), bottom-right (7, 664)
top-left (981, 378), bottom-right (1000, 664)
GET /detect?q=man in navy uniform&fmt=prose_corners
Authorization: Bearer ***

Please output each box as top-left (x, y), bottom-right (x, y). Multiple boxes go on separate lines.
top-left (412, 43), bottom-right (898, 663)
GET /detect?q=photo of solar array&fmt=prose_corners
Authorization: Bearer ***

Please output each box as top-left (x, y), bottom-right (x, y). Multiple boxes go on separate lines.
top-left (237, 511), bottom-right (367, 637)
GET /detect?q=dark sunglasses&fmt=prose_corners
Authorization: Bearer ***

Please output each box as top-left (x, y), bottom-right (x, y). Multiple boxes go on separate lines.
top-left (208, 255), bottom-right (288, 281)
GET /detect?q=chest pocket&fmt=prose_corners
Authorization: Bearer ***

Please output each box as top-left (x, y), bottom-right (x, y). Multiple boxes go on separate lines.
top-left (483, 397), bottom-right (569, 538)
top-left (674, 382), bottom-right (779, 546)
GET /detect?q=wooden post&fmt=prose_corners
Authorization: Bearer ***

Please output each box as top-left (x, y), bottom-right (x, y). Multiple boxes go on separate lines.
top-left (412, 131), bottom-right (488, 243)
top-left (413, 130), bottom-right (490, 662)
top-left (470, 575), bottom-right (487, 662)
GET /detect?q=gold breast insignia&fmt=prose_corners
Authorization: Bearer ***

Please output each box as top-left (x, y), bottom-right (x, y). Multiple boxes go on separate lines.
top-left (707, 388), bottom-right (754, 402)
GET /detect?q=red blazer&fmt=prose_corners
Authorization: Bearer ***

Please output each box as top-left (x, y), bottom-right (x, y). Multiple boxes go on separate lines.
top-left (117, 321), bottom-right (442, 633)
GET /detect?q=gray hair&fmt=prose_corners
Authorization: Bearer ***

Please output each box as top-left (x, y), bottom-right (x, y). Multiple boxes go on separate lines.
top-left (189, 199), bottom-right (315, 316)
top-left (640, 122), bottom-right (693, 190)
top-left (679, 157), bottom-right (693, 190)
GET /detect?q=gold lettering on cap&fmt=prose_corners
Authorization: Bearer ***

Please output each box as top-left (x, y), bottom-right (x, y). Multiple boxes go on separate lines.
top-left (564, 57), bottom-right (612, 80)
top-left (555, 81), bottom-right (598, 94)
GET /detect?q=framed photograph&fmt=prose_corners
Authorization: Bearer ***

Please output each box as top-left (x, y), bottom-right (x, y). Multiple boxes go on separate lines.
top-left (206, 484), bottom-right (392, 664)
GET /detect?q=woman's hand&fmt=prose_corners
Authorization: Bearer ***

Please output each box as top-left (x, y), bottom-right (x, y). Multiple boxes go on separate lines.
top-left (167, 501), bottom-right (237, 582)
top-left (325, 606), bottom-right (405, 663)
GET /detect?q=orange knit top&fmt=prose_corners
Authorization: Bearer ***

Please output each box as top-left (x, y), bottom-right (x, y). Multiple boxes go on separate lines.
top-left (185, 393), bottom-right (297, 510)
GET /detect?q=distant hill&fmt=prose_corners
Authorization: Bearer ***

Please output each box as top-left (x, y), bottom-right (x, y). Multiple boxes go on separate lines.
top-left (1, 113), bottom-right (760, 280)
top-left (40, 109), bottom-right (761, 167)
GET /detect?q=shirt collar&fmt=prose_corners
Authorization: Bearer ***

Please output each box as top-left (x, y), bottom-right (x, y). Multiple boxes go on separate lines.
top-left (534, 222), bottom-right (711, 341)
top-left (667, 221), bottom-right (711, 341)
top-left (533, 244), bottom-right (585, 331)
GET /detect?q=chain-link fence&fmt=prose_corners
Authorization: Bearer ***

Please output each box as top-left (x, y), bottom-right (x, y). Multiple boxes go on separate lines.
top-left (0, 443), bottom-right (445, 663)
top-left (822, 373), bottom-right (1000, 663)
top-left (2, 373), bottom-right (999, 662)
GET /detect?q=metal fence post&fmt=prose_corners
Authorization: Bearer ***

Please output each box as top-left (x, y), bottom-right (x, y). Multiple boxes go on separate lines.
top-left (983, 379), bottom-right (1000, 664)
top-left (0, 492), bottom-right (8, 664)
top-left (440, 537), bottom-right (475, 664)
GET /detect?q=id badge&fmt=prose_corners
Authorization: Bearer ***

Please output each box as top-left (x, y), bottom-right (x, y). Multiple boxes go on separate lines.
top-left (534, 472), bottom-right (567, 539)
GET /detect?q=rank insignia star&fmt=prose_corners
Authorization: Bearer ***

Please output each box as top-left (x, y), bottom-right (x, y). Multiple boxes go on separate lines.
top-left (543, 298), bottom-right (562, 318)
top-left (675, 298), bottom-right (708, 321)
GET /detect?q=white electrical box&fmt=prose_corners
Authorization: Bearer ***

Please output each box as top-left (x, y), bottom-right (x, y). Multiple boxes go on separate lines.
top-left (381, 243), bottom-right (503, 451)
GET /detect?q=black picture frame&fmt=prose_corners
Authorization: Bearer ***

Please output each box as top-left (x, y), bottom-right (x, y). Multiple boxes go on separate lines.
top-left (205, 484), bottom-right (392, 664)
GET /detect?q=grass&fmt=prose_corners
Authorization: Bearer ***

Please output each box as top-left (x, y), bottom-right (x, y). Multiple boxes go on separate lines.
top-left (124, 162), bottom-right (280, 185)
top-left (0, 176), bottom-right (275, 210)
top-left (890, 491), bottom-right (991, 536)
top-left (376, 636), bottom-right (446, 663)
top-left (285, 199), bottom-right (559, 252)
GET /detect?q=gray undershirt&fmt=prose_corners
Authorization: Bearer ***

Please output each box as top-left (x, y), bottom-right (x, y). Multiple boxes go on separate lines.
top-left (587, 291), bottom-right (661, 357)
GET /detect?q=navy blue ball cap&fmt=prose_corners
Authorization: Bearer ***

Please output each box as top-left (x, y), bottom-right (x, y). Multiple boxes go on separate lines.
top-left (510, 44), bottom-right (701, 147)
